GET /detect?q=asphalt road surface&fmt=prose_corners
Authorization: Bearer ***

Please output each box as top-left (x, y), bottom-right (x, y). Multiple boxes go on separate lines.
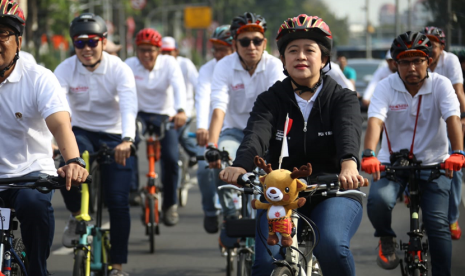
top-left (46, 122), bottom-right (465, 276)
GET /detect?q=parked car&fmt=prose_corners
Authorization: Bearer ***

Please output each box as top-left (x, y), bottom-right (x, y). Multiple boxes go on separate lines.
top-left (347, 58), bottom-right (385, 98)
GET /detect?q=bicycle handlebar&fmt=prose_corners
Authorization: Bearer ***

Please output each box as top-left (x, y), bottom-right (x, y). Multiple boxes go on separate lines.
top-left (380, 163), bottom-right (445, 172)
top-left (218, 184), bottom-right (261, 195)
top-left (85, 143), bottom-right (136, 159)
top-left (0, 174), bottom-right (92, 194)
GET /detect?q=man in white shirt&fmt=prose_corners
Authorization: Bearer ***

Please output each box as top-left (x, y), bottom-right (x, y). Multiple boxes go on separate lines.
top-left (423, 26), bottom-right (465, 239)
top-left (362, 50), bottom-right (397, 107)
top-left (324, 61), bottom-right (356, 91)
top-left (19, 50), bottom-right (36, 63)
top-left (161, 36), bottom-right (199, 164)
top-left (0, 3), bottom-right (88, 275)
top-left (54, 13), bottom-right (137, 276)
top-left (206, 12), bottom-right (285, 247)
top-left (195, 25), bottom-right (234, 233)
top-left (362, 31), bottom-right (462, 276)
top-left (126, 28), bottom-right (187, 226)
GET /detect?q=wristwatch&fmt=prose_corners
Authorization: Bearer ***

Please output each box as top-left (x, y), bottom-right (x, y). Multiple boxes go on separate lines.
top-left (65, 157), bottom-right (86, 168)
top-left (362, 149), bottom-right (376, 158)
top-left (452, 150), bottom-right (465, 156)
top-left (460, 112), bottom-right (465, 119)
top-left (122, 137), bottom-right (134, 143)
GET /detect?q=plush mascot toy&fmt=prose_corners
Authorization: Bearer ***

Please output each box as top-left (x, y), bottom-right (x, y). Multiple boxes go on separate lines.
top-left (251, 156), bottom-right (312, 247)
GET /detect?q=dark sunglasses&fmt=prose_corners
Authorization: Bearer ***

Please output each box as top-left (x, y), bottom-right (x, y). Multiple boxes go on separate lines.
top-left (237, 38), bottom-right (264, 48)
top-left (73, 39), bottom-right (101, 49)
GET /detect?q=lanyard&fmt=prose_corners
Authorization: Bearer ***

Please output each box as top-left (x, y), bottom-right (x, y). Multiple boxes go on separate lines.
top-left (384, 95), bottom-right (422, 159)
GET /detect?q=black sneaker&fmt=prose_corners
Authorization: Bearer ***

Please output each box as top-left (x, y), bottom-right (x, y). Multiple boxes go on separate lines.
top-left (376, 236), bottom-right (400, 270)
top-left (204, 215), bottom-right (219, 233)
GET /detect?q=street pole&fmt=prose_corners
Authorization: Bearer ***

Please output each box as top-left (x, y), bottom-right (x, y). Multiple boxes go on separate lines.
top-left (119, 0), bottom-right (126, 60)
top-left (408, 0), bottom-right (412, 32)
top-left (395, 0), bottom-right (400, 35)
top-left (366, 0), bottom-right (372, 59)
top-left (446, 0), bottom-right (452, 51)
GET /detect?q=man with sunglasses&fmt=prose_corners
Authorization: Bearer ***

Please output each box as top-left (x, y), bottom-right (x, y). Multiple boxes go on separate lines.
top-left (423, 26), bottom-right (465, 240)
top-left (0, 2), bottom-right (89, 275)
top-left (205, 12), bottom-right (285, 249)
top-left (362, 31), bottom-right (463, 275)
top-left (54, 13), bottom-right (137, 276)
top-left (195, 25), bottom-right (234, 234)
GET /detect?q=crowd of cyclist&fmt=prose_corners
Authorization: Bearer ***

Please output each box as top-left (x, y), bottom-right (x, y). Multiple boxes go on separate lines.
top-left (0, 0), bottom-right (464, 275)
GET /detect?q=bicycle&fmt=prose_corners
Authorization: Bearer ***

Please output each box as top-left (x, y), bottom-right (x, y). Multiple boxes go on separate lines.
top-left (380, 162), bottom-right (446, 276)
top-left (234, 171), bottom-right (366, 276)
top-left (0, 174), bottom-right (91, 276)
top-left (72, 144), bottom-right (134, 276)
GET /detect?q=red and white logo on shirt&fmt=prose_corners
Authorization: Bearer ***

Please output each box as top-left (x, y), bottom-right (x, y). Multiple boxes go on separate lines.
top-left (389, 104), bottom-right (408, 111)
top-left (134, 76), bottom-right (144, 80)
top-left (70, 86), bottom-right (89, 93)
top-left (231, 83), bottom-right (245, 91)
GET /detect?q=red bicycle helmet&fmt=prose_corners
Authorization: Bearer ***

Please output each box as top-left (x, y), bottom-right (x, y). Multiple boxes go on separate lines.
top-left (0, 0), bottom-right (25, 35)
top-left (136, 28), bottom-right (162, 47)
top-left (276, 14), bottom-right (332, 55)
top-left (390, 31), bottom-right (432, 61)
top-left (423, 26), bottom-right (445, 44)
top-left (230, 12), bottom-right (266, 38)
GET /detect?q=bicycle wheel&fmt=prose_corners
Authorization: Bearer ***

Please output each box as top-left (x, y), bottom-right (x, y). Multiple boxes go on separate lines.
top-left (226, 248), bottom-right (234, 276)
top-left (270, 266), bottom-right (292, 276)
top-left (72, 249), bottom-right (87, 276)
top-left (11, 238), bottom-right (28, 276)
top-left (412, 268), bottom-right (421, 276)
top-left (237, 252), bottom-right (252, 276)
top-left (148, 196), bottom-right (156, 253)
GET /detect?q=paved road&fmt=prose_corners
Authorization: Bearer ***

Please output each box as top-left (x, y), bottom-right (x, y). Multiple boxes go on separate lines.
top-left (47, 124), bottom-right (465, 275)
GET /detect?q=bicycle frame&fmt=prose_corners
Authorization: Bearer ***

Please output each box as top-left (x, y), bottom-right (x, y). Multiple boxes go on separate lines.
top-left (0, 210), bottom-right (28, 276)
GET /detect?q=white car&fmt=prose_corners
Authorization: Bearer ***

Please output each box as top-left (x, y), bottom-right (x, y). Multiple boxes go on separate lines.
top-left (347, 58), bottom-right (385, 97)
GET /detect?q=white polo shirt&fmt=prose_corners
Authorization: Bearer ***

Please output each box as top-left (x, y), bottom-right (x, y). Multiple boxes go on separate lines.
top-left (125, 55), bottom-right (186, 117)
top-left (324, 62), bottom-right (355, 91)
top-left (195, 58), bottom-right (217, 130)
top-left (177, 56), bottom-right (198, 118)
top-left (368, 72), bottom-right (460, 165)
top-left (428, 50), bottom-right (463, 85)
top-left (19, 51), bottom-right (37, 64)
top-left (211, 51), bottom-right (285, 131)
top-left (362, 64), bottom-right (394, 101)
top-left (55, 52), bottom-right (138, 139)
top-left (0, 58), bottom-right (70, 178)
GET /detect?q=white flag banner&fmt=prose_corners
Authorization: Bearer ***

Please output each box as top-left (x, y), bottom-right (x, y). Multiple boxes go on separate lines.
top-left (279, 113), bottom-right (290, 169)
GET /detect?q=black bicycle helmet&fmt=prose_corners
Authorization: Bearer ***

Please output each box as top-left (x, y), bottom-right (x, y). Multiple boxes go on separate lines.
top-left (230, 12), bottom-right (266, 38)
top-left (423, 26), bottom-right (446, 44)
top-left (69, 13), bottom-right (107, 39)
top-left (276, 14), bottom-right (332, 55)
top-left (210, 25), bottom-right (233, 46)
top-left (390, 31), bottom-right (432, 61)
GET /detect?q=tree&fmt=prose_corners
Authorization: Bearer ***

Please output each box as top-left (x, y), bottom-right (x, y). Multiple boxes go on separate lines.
top-left (425, 0), bottom-right (465, 46)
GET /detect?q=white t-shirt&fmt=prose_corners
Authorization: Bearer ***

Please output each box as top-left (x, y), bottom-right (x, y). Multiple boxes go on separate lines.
top-left (294, 80), bottom-right (324, 121)
top-left (428, 50), bottom-right (464, 85)
top-left (368, 72), bottom-right (460, 165)
top-left (125, 55), bottom-right (186, 117)
top-left (177, 56), bottom-right (198, 118)
top-left (362, 64), bottom-right (394, 101)
top-left (324, 62), bottom-right (355, 91)
top-left (19, 51), bottom-right (37, 64)
top-left (195, 58), bottom-right (217, 130)
top-left (210, 51), bottom-right (286, 131)
top-left (54, 52), bottom-right (138, 139)
top-left (0, 58), bottom-right (70, 178)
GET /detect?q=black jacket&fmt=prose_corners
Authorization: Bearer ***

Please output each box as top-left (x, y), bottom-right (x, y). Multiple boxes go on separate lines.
top-left (232, 75), bottom-right (363, 204)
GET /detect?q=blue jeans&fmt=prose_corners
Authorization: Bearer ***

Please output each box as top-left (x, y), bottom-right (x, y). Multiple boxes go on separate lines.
top-left (367, 170), bottom-right (451, 276)
top-left (178, 118), bottom-right (197, 158)
top-left (252, 197), bottom-right (363, 276)
top-left (217, 128), bottom-right (244, 219)
top-left (136, 112), bottom-right (179, 208)
top-left (448, 143), bottom-right (462, 223)
top-left (60, 127), bottom-right (135, 264)
top-left (0, 171), bottom-right (54, 276)
top-left (197, 146), bottom-right (222, 217)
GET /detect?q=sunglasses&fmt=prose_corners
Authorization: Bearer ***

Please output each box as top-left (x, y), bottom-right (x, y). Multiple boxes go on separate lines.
top-left (73, 39), bottom-right (101, 49)
top-left (237, 38), bottom-right (264, 48)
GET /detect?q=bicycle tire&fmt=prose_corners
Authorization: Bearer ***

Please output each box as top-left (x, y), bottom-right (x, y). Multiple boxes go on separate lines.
top-left (72, 249), bottom-right (87, 276)
top-left (226, 248), bottom-right (234, 276)
top-left (11, 238), bottom-right (28, 276)
top-left (148, 196), bottom-right (156, 253)
top-left (412, 268), bottom-right (421, 276)
top-left (270, 266), bottom-right (292, 276)
top-left (237, 252), bottom-right (252, 276)
top-left (179, 186), bottom-right (189, 207)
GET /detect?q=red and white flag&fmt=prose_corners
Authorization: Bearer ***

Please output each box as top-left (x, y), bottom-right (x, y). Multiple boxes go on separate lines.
top-left (279, 114), bottom-right (291, 169)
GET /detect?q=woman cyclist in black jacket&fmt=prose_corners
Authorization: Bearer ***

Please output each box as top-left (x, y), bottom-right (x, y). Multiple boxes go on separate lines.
top-left (220, 14), bottom-right (365, 276)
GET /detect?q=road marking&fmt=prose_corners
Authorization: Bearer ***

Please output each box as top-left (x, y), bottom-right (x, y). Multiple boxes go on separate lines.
top-left (52, 222), bottom-right (110, 255)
